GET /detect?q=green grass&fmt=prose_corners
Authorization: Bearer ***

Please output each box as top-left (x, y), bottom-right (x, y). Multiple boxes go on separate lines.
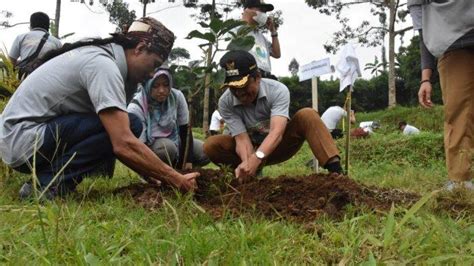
top-left (354, 105), bottom-right (445, 134)
top-left (1, 106), bottom-right (473, 264)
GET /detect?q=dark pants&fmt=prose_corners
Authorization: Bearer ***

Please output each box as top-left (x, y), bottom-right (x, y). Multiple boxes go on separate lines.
top-left (209, 130), bottom-right (220, 136)
top-left (14, 113), bottom-right (142, 190)
top-left (330, 129), bottom-right (344, 139)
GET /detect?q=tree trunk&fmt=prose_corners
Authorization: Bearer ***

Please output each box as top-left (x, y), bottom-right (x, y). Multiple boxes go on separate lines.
top-left (201, 0), bottom-right (215, 136)
top-left (54, 0), bottom-right (61, 38)
top-left (202, 46), bottom-right (212, 136)
top-left (381, 33), bottom-right (387, 72)
top-left (381, 9), bottom-right (387, 72)
top-left (387, 0), bottom-right (397, 108)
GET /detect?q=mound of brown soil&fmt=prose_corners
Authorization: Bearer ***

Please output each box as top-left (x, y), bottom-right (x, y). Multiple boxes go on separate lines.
top-left (116, 169), bottom-right (420, 222)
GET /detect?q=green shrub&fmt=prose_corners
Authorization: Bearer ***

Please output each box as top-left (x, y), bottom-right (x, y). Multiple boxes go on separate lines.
top-left (0, 50), bottom-right (21, 100)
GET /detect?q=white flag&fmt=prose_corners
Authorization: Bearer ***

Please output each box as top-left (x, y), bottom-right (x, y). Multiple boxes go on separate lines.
top-left (336, 43), bottom-right (362, 92)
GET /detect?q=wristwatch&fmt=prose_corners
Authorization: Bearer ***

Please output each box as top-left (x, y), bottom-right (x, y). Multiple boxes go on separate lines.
top-left (255, 150), bottom-right (265, 160)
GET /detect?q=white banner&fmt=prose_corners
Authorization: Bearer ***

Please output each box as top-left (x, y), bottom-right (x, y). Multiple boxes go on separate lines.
top-left (336, 44), bottom-right (361, 92)
top-left (298, 58), bottom-right (332, 82)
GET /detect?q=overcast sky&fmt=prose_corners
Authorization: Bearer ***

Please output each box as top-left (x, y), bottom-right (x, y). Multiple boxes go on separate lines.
top-left (0, 0), bottom-right (414, 79)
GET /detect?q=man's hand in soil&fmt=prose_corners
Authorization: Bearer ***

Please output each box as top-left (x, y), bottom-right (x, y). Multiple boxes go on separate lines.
top-left (171, 172), bottom-right (199, 192)
top-left (235, 154), bottom-right (261, 183)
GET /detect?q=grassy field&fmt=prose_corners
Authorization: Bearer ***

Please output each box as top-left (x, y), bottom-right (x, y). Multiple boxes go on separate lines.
top-left (0, 105), bottom-right (473, 264)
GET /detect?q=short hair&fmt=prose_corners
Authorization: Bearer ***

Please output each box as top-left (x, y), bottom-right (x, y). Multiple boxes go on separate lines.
top-left (30, 12), bottom-right (50, 31)
top-left (398, 121), bottom-right (407, 129)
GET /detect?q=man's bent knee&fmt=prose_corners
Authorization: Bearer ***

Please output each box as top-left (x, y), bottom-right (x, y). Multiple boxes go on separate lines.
top-left (203, 135), bottom-right (234, 159)
top-left (294, 107), bottom-right (318, 119)
top-left (203, 136), bottom-right (219, 157)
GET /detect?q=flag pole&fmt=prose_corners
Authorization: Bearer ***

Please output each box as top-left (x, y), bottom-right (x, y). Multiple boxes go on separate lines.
top-left (311, 76), bottom-right (319, 173)
top-left (344, 85), bottom-right (352, 175)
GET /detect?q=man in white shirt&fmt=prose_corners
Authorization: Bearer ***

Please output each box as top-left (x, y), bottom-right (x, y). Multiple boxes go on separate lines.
top-left (359, 121), bottom-right (380, 135)
top-left (241, 0), bottom-right (281, 80)
top-left (398, 121), bottom-right (420, 135)
top-left (321, 106), bottom-right (356, 139)
top-left (209, 110), bottom-right (224, 135)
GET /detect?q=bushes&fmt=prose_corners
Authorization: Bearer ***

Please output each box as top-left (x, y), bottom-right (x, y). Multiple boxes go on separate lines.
top-left (0, 51), bottom-right (21, 100)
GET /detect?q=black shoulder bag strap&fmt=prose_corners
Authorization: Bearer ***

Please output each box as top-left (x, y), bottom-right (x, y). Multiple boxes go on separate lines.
top-left (17, 32), bottom-right (49, 66)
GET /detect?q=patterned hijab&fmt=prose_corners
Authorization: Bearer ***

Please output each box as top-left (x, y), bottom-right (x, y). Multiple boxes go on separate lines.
top-left (136, 69), bottom-right (180, 147)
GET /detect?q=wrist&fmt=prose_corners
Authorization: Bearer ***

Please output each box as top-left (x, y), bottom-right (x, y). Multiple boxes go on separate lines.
top-left (420, 79), bottom-right (431, 85)
top-left (252, 153), bottom-right (262, 162)
top-left (167, 168), bottom-right (183, 183)
top-left (251, 153), bottom-right (263, 167)
top-left (255, 150), bottom-right (265, 160)
top-left (271, 32), bottom-right (278, 38)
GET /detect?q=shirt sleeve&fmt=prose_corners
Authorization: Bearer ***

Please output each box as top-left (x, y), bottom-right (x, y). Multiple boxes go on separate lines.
top-left (269, 84), bottom-right (290, 119)
top-left (53, 37), bottom-right (62, 49)
top-left (8, 35), bottom-right (22, 60)
top-left (419, 30), bottom-right (436, 70)
top-left (337, 107), bottom-right (347, 118)
top-left (175, 89), bottom-right (189, 126)
top-left (219, 91), bottom-right (247, 137)
top-left (80, 55), bottom-right (127, 113)
top-left (408, 4), bottom-right (423, 31)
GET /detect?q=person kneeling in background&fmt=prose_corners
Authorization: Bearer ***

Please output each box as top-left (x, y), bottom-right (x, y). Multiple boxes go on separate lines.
top-left (398, 121), bottom-right (420, 135)
top-left (128, 68), bottom-right (210, 169)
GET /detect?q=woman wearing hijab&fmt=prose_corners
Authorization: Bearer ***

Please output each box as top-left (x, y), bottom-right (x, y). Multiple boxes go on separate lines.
top-left (127, 68), bottom-right (209, 168)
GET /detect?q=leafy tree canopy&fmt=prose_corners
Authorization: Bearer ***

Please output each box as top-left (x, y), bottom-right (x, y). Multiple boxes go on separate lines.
top-left (106, 0), bottom-right (137, 32)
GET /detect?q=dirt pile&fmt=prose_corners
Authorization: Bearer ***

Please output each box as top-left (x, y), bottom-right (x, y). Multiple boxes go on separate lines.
top-left (116, 169), bottom-right (420, 222)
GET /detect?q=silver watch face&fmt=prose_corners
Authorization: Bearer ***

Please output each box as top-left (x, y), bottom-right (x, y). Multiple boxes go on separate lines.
top-left (255, 151), bottom-right (265, 159)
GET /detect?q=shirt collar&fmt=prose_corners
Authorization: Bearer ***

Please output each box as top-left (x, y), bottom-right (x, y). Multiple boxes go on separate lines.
top-left (31, 28), bottom-right (48, 33)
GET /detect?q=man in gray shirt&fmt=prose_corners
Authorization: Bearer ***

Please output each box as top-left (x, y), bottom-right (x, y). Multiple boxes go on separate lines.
top-left (0, 17), bottom-right (199, 200)
top-left (409, 0), bottom-right (474, 190)
top-left (203, 50), bottom-right (342, 182)
top-left (8, 12), bottom-right (62, 66)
